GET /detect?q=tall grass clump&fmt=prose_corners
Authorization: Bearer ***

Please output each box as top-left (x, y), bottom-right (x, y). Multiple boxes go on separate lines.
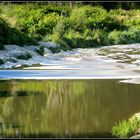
top-left (112, 116), bottom-right (140, 138)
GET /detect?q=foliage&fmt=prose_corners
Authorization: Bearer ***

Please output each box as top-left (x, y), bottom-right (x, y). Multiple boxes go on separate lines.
top-left (108, 29), bottom-right (140, 45)
top-left (0, 4), bottom-right (71, 40)
top-left (68, 7), bottom-right (87, 32)
top-left (0, 42), bottom-right (4, 50)
top-left (108, 30), bottom-right (122, 45)
top-left (112, 117), bottom-right (140, 138)
top-left (0, 4), bottom-right (140, 50)
top-left (0, 17), bottom-right (37, 47)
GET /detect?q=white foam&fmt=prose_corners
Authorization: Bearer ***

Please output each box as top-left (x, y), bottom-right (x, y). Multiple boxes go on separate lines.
top-left (120, 78), bottom-right (140, 84)
top-left (1, 43), bottom-right (140, 80)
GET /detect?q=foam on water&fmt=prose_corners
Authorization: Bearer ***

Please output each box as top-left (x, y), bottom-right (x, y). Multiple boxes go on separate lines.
top-left (1, 43), bottom-right (140, 81)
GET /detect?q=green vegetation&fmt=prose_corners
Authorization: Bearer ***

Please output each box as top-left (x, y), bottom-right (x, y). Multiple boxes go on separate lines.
top-left (15, 53), bottom-right (32, 60)
top-left (0, 17), bottom-right (37, 49)
top-left (36, 46), bottom-right (45, 56)
top-left (0, 3), bottom-right (140, 51)
top-left (112, 116), bottom-right (140, 138)
top-left (0, 59), bottom-right (4, 64)
top-left (0, 43), bottom-right (4, 50)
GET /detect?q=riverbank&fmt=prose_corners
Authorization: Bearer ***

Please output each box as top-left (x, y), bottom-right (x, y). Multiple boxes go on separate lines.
top-left (0, 41), bottom-right (59, 69)
top-left (0, 3), bottom-right (140, 51)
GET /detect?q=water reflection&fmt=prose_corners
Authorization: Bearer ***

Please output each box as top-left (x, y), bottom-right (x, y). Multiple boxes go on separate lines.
top-left (0, 79), bottom-right (140, 138)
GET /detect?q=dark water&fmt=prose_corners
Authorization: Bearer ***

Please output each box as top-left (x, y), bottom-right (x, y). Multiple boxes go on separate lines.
top-left (0, 79), bottom-right (140, 138)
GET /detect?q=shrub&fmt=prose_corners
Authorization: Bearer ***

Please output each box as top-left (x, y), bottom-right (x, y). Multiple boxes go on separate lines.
top-left (0, 17), bottom-right (37, 46)
top-left (68, 7), bottom-right (87, 32)
top-left (93, 29), bottom-right (110, 46)
top-left (108, 30), bottom-right (122, 45)
top-left (124, 18), bottom-right (140, 28)
top-left (120, 29), bottom-right (140, 44)
top-left (37, 13), bottom-right (59, 35)
top-left (108, 29), bottom-right (140, 45)
top-left (15, 8), bottom-right (60, 39)
top-left (44, 18), bottom-right (70, 43)
top-left (85, 6), bottom-right (108, 29)
top-left (109, 9), bottom-right (130, 17)
top-left (40, 5), bottom-right (72, 16)
top-left (61, 29), bottom-right (98, 48)
top-left (15, 9), bottom-right (45, 33)
top-left (0, 18), bottom-right (11, 45)
top-left (53, 18), bottom-right (70, 37)
top-left (8, 28), bottom-right (37, 46)
top-left (62, 29), bottom-right (84, 48)
top-left (1, 4), bottom-right (140, 51)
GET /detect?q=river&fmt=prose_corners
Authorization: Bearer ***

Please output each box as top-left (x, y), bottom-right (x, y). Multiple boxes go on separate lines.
top-left (0, 44), bottom-right (140, 137)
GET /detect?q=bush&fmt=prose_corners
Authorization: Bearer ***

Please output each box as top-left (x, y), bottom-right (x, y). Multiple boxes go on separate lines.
top-left (37, 13), bottom-right (59, 36)
top-left (8, 28), bottom-right (37, 46)
top-left (93, 29), bottom-right (110, 46)
top-left (85, 6), bottom-right (108, 29)
top-left (8, 4), bottom-right (71, 40)
top-left (108, 30), bottom-right (122, 45)
top-left (53, 18), bottom-right (70, 38)
top-left (109, 9), bottom-right (130, 17)
top-left (108, 29), bottom-right (140, 45)
top-left (40, 5), bottom-right (72, 16)
top-left (44, 18), bottom-right (70, 43)
top-left (15, 9), bottom-right (45, 35)
top-left (1, 4), bottom-right (140, 50)
top-left (0, 18), bottom-right (11, 45)
top-left (68, 7), bottom-right (87, 32)
top-left (61, 29), bottom-right (98, 48)
top-left (120, 29), bottom-right (140, 44)
top-left (14, 9), bottom-right (60, 40)
top-left (124, 18), bottom-right (140, 28)
top-left (0, 17), bottom-right (37, 46)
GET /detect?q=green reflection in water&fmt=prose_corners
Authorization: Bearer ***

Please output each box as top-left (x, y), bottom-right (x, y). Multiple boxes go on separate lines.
top-left (0, 79), bottom-right (140, 138)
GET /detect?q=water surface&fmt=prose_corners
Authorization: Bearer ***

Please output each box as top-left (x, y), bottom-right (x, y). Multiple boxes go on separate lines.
top-left (0, 79), bottom-right (140, 138)
top-left (1, 44), bottom-right (140, 137)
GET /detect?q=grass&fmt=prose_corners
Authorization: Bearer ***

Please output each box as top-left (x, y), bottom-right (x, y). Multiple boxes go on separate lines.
top-left (112, 116), bottom-right (140, 138)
